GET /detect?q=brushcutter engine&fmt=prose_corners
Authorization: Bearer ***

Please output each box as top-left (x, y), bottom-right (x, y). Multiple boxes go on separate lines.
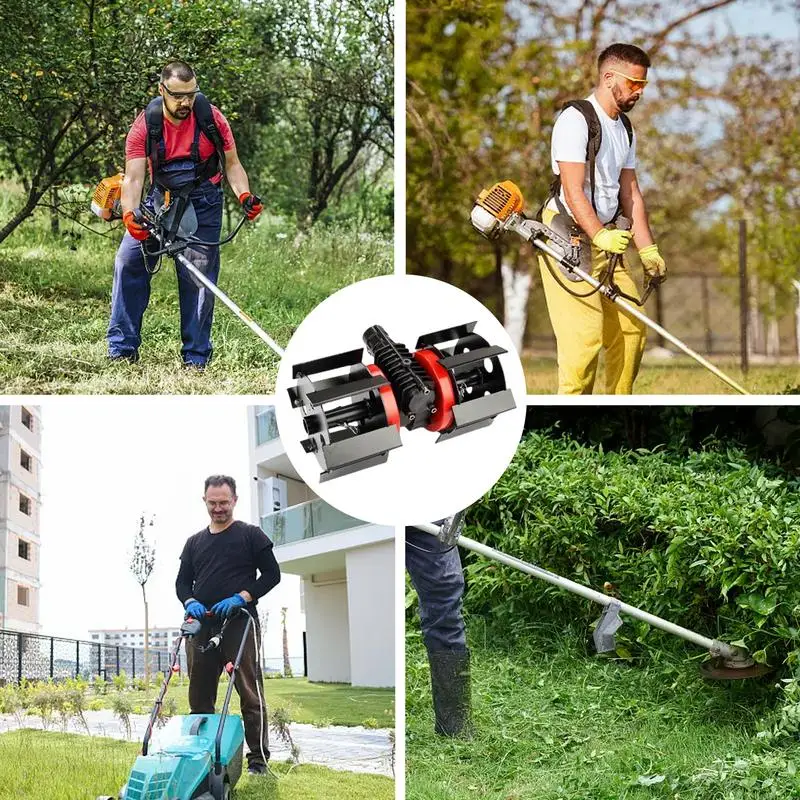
top-left (91, 173), bottom-right (124, 221)
top-left (288, 323), bottom-right (516, 481)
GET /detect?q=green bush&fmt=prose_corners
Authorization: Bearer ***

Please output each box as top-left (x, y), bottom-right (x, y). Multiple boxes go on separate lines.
top-left (464, 432), bottom-right (800, 667)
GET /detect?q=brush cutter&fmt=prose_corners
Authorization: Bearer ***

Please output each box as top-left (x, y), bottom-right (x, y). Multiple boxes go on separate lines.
top-left (417, 513), bottom-right (772, 680)
top-left (90, 175), bottom-right (284, 359)
top-left (97, 610), bottom-right (256, 800)
top-left (470, 181), bottom-right (749, 395)
top-left (288, 322), bottom-right (516, 481)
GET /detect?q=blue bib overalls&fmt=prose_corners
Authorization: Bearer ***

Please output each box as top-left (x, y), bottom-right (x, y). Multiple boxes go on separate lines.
top-left (107, 124), bottom-right (224, 366)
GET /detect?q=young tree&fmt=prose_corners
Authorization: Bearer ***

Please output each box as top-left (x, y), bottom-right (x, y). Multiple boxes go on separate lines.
top-left (130, 513), bottom-right (156, 686)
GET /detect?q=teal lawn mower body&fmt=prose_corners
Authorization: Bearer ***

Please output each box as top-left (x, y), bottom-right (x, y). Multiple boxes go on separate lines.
top-left (99, 612), bottom-right (255, 800)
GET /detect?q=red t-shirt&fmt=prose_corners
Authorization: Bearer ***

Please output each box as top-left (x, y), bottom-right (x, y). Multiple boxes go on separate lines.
top-left (125, 105), bottom-right (235, 185)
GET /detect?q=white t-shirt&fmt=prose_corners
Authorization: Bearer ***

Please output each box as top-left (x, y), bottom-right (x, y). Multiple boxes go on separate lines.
top-left (548, 93), bottom-right (636, 224)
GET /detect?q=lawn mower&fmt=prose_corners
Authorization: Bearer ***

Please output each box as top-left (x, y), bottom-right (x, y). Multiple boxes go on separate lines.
top-left (97, 610), bottom-right (256, 800)
top-left (417, 513), bottom-right (772, 680)
top-left (288, 322), bottom-right (517, 481)
top-left (91, 173), bottom-right (285, 360)
top-left (470, 181), bottom-right (749, 395)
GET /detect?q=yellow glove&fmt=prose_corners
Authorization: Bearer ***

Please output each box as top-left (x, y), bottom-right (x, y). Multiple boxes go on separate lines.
top-left (592, 227), bottom-right (633, 254)
top-left (638, 244), bottom-right (667, 283)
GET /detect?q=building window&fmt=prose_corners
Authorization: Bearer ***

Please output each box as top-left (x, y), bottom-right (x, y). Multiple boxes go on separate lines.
top-left (19, 494), bottom-right (32, 516)
top-left (91, 634), bottom-right (99, 640)
top-left (17, 586), bottom-right (29, 607)
top-left (20, 450), bottom-right (32, 472)
top-left (18, 540), bottom-right (31, 561)
top-left (255, 406), bottom-right (280, 445)
top-left (20, 408), bottom-right (34, 432)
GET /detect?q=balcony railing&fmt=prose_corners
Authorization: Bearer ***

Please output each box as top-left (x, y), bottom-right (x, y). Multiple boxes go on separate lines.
top-left (255, 406), bottom-right (280, 446)
top-left (261, 498), bottom-right (367, 546)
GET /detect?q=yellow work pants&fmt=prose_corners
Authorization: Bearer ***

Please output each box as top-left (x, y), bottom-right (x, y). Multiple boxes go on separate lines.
top-left (537, 209), bottom-right (647, 394)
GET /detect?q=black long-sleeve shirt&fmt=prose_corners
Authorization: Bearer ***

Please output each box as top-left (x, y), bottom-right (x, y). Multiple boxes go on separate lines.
top-left (175, 520), bottom-right (281, 608)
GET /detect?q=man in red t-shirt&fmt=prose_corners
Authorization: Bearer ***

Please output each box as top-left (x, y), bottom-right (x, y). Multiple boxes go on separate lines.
top-left (107, 60), bottom-right (263, 367)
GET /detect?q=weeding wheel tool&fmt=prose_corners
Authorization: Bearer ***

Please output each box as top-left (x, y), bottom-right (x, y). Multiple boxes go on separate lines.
top-left (470, 181), bottom-right (750, 395)
top-left (417, 517), bottom-right (773, 681)
top-left (288, 323), bottom-right (516, 481)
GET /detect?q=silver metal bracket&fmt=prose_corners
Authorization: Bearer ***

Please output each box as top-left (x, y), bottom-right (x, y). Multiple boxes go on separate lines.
top-left (593, 600), bottom-right (624, 653)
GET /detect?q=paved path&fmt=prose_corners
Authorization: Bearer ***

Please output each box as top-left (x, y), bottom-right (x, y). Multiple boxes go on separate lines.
top-left (0, 711), bottom-right (394, 777)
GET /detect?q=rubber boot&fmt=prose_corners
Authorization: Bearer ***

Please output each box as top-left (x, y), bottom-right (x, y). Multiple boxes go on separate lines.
top-left (428, 648), bottom-right (474, 738)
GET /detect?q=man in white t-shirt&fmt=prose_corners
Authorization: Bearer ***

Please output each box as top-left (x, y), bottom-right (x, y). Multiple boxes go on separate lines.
top-left (537, 43), bottom-right (666, 394)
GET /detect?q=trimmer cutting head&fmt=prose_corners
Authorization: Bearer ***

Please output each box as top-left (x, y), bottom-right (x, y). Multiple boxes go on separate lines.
top-left (700, 656), bottom-right (775, 681)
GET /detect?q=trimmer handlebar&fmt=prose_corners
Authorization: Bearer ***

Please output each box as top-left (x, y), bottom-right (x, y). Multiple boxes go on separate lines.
top-left (133, 203), bottom-right (248, 257)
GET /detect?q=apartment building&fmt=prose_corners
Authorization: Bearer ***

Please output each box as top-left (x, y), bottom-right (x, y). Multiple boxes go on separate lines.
top-left (0, 406), bottom-right (42, 633)
top-left (88, 626), bottom-right (182, 649)
top-left (248, 406), bottom-right (395, 688)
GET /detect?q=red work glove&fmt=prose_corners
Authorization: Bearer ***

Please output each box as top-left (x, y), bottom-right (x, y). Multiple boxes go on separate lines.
top-left (123, 210), bottom-right (150, 241)
top-left (239, 192), bottom-right (263, 221)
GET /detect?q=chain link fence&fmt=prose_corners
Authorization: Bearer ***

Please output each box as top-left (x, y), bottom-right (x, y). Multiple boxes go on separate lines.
top-left (0, 628), bottom-right (186, 684)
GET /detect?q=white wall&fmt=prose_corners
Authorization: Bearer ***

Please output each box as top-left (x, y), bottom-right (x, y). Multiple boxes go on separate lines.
top-left (346, 541), bottom-right (395, 687)
top-left (303, 577), bottom-right (350, 682)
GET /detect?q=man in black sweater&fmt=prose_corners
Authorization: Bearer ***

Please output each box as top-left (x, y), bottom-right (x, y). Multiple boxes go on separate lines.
top-left (175, 474), bottom-right (281, 775)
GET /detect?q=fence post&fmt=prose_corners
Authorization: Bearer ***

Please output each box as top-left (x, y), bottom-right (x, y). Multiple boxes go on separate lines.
top-left (97, 644), bottom-right (101, 678)
top-left (17, 632), bottom-right (23, 684)
top-left (701, 275), bottom-right (712, 353)
top-left (739, 219), bottom-right (749, 375)
top-left (76, 641), bottom-right (80, 678)
top-left (132, 648), bottom-right (136, 681)
top-left (50, 637), bottom-right (54, 679)
top-left (116, 647), bottom-right (120, 677)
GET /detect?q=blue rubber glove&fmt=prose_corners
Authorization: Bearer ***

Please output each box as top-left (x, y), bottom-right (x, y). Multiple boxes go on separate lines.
top-left (210, 594), bottom-right (247, 618)
top-left (184, 598), bottom-right (207, 620)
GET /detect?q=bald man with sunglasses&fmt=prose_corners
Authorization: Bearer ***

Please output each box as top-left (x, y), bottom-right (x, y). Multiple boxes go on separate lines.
top-left (537, 43), bottom-right (666, 395)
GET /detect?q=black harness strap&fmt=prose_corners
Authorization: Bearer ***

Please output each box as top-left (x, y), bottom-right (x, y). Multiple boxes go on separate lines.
top-left (540, 100), bottom-right (633, 221)
top-left (143, 92), bottom-right (227, 193)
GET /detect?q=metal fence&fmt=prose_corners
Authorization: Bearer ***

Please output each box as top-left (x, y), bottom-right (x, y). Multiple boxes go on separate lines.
top-left (526, 272), bottom-right (800, 359)
top-left (0, 629), bottom-right (186, 684)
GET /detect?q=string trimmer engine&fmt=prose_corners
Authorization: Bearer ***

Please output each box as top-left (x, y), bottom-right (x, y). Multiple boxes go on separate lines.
top-left (288, 323), bottom-right (516, 481)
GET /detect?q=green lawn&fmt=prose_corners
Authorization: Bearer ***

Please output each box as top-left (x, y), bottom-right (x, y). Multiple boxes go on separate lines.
top-left (0, 729), bottom-right (394, 800)
top-left (94, 677), bottom-right (394, 728)
top-left (406, 623), bottom-right (800, 800)
top-left (0, 195), bottom-right (391, 393)
top-left (522, 353), bottom-right (799, 394)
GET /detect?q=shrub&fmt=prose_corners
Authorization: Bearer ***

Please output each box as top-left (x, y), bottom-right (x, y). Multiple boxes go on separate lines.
top-left (112, 672), bottom-right (127, 692)
top-left (465, 432), bottom-right (800, 667)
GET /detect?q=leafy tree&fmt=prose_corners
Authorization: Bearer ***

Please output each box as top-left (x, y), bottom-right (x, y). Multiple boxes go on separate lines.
top-left (0, 0), bottom-right (281, 243)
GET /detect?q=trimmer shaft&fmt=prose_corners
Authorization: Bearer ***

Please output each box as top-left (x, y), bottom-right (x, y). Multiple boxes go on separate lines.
top-left (288, 322), bottom-right (516, 481)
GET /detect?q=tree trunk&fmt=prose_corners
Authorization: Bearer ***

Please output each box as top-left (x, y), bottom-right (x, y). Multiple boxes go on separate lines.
top-left (0, 190), bottom-right (45, 245)
top-left (50, 186), bottom-right (59, 235)
top-left (500, 255), bottom-right (531, 354)
top-left (281, 608), bottom-right (292, 678)
top-left (142, 584), bottom-right (150, 686)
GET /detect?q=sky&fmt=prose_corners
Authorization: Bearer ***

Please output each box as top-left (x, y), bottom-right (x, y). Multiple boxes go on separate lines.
top-left (35, 398), bottom-right (303, 667)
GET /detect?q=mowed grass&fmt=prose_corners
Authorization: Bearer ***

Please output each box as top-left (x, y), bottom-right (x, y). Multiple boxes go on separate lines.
top-left (523, 352), bottom-right (799, 394)
top-left (102, 677), bottom-right (394, 727)
top-left (0, 197), bottom-right (391, 394)
top-left (406, 623), bottom-right (800, 800)
top-left (0, 729), bottom-right (394, 800)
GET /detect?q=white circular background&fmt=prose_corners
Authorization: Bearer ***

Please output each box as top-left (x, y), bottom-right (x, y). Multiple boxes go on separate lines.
top-left (274, 275), bottom-right (526, 526)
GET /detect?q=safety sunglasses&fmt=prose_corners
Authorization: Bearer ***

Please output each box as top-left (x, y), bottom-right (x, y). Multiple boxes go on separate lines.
top-left (160, 83), bottom-right (200, 101)
top-left (609, 69), bottom-right (649, 90)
